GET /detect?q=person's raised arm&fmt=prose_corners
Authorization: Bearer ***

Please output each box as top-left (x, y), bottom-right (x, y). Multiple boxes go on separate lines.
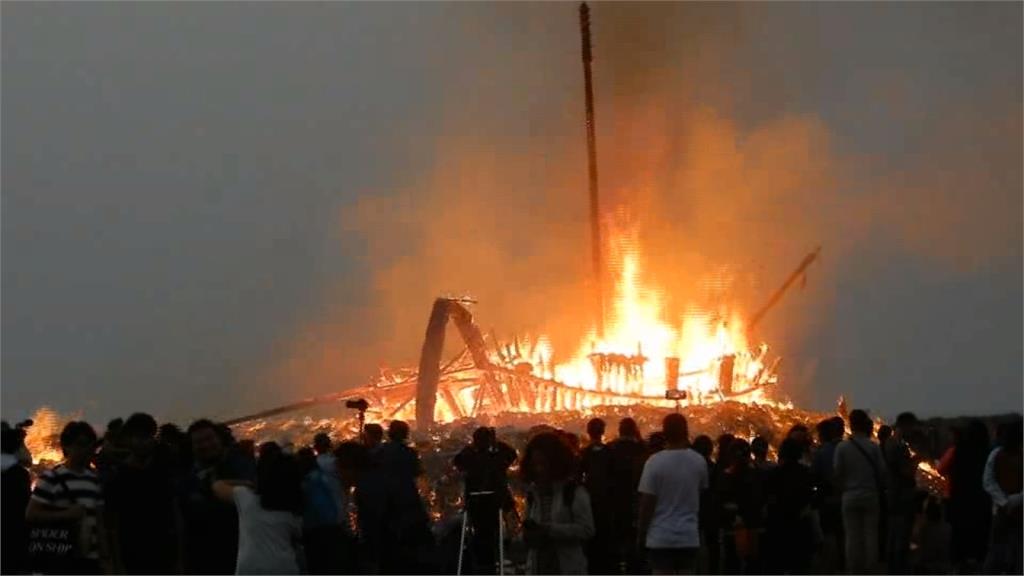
top-left (211, 480), bottom-right (253, 504)
top-left (983, 447), bottom-right (1007, 508)
top-left (937, 446), bottom-right (955, 479)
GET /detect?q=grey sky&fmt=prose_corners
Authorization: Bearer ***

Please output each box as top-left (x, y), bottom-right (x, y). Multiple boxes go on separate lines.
top-left (3, 2), bottom-right (1021, 424)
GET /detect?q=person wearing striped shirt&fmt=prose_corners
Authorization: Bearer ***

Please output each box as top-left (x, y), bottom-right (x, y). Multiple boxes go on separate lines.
top-left (26, 421), bottom-right (111, 574)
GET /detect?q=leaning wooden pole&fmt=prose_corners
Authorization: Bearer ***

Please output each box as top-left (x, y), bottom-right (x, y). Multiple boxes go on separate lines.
top-left (748, 246), bottom-right (822, 333)
top-left (579, 2), bottom-right (605, 338)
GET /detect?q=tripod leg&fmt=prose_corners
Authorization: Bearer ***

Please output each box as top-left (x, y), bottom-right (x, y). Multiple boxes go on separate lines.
top-left (458, 510), bottom-right (469, 576)
top-left (498, 508), bottom-right (505, 576)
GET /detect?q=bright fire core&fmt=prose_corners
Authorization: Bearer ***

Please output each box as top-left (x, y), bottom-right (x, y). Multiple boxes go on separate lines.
top-left (498, 223), bottom-right (780, 408)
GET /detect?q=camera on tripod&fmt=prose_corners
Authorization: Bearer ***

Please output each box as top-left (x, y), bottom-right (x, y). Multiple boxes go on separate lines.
top-left (345, 398), bottom-right (369, 412)
top-left (345, 398), bottom-right (369, 437)
top-left (664, 389), bottom-right (687, 400)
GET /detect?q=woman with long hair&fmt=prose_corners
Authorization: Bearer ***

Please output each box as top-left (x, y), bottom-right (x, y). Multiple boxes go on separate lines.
top-left (520, 432), bottom-right (595, 575)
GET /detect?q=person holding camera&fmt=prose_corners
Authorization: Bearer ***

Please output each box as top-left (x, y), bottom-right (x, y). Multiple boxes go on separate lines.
top-left (453, 427), bottom-right (517, 575)
top-left (520, 432), bottom-right (595, 575)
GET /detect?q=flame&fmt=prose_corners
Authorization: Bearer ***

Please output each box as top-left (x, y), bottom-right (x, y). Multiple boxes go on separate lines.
top-left (512, 219), bottom-right (780, 408)
top-left (24, 406), bottom-right (65, 464)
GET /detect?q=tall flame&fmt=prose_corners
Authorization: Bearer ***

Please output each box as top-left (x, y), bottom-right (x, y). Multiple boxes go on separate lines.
top-left (24, 406), bottom-right (65, 464)
top-left (520, 219), bottom-right (779, 406)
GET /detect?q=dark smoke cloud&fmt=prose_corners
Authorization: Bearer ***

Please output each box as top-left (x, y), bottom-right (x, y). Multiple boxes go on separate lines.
top-left (274, 3), bottom-right (1021, 417)
top-left (2, 3), bottom-right (1019, 422)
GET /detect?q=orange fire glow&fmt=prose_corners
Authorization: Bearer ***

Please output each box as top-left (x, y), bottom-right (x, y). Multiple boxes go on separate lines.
top-left (24, 406), bottom-right (65, 464)
top-left (503, 220), bottom-right (781, 410)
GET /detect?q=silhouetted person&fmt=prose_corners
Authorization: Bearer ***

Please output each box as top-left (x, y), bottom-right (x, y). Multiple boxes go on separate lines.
top-left (370, 421), bottom-right (434, 573)
top-left (883, 412), bottom-right (920, 574)
top-left (559, 430), bottom-right (582, 461)
top-left (297, 447), bottom-right (351, 574)
top-left (877, 425), bottom-right (893, 448)
top-left (608, 418), bottom-right (647, 574)
top-left (875, 423), bottom-right (893, 558)
top-left (212, 452), bottom-right (303, 574)
top-left (716, 438), bottom-right (762, 574)
top-left (691, 434), bottom-right (719, 574)
top-left (834, 409), bottom-right (887, 574)
top-left (636, 413), bottom-right (707, 575)
top-left (2, 421), bottom-right (31, 575)
top-left (579, 418), bottom-right (614, 574)
top-left (180, 419), bottom-right (253, 574)
top-left (691, 435), bottom-right (713, 463)
top-left (453, 427), bottom-right (517, 575)
top-left (648, 431), bottom-right (666, 454)
top-left (764, 438), bottom-right (815, 574)
top-left (104, 413), bottom-right (179, 574)
top-left (27, 421), bottom-right (109, 574)
top-left (157, 423), bottom-right (191, 483)
top-left (377, 420), bottom-right (421, 482)
top-left (983, 418), bottom-right (1022, 574)
top-left (336, 440), bottom-right (435, 574)
top-left (786, 424), bottom-right (813, 465)
top-left (96, 418), bottom-right (128, 486)
top-left (715, 433), bottom-right (737, 477)
top-left (941, 420), bottom-right (992, 571)
top-left (751, 436), bottom-right (774, 472)
top-left (521, 432), bottom-right (594, 575)
top-left (363, 423), bottom-right (384, 452)
top-left (812, 416), bottom-right (846, 573)
top-left (915, 496), bottom-right (952, 574)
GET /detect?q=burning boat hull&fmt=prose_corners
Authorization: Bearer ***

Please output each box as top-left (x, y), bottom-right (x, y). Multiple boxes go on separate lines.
top-left (227, 297), bottom-right (782, 430)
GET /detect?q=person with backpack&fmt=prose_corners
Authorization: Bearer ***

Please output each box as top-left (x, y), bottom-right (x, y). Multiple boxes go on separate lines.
top-left (296, 447), bottom-right (352, 574)
top-left (834, 409), bottom-right (888, 574)
top-left (26, 421), bottom-right (111, 575)
top-left (636, 413), bottom-right (708, 575)
top-left (521, 432), bottom-right (595, 575)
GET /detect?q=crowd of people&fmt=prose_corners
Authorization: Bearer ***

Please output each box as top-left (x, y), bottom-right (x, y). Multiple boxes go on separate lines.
top-left (0, 407), bottom-right (1020, 575)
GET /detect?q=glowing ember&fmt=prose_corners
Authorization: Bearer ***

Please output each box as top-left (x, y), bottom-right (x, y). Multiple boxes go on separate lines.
top-left (24, 406), bottom-right (65, 464)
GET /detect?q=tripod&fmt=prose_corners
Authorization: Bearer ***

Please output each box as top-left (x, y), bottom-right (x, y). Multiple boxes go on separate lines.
top-left (457, 491), bottom-right (505, 576)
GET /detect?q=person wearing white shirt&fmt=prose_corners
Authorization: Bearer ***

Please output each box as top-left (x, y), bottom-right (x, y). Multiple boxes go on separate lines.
top-left (636, 413), bottom-right (709, 575)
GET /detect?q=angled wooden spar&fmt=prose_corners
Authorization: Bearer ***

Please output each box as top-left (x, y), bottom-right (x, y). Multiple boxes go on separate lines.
top-left (580, 2), bottom-right (605, 338)
top-left (415, 298), bottom-right (493, 429)
top-left (748, 246), bottom-right (822, 334)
